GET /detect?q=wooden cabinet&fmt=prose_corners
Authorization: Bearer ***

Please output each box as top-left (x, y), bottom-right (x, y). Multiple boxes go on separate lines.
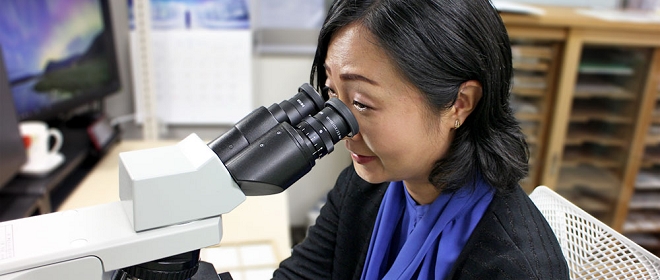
top-left (507, 26), bottom-right (565, 193)
top-left (556, 46), bottom-right (656, 225)
top-left (626, 52), bottom-right (660, 254)
top-left (501, 5), bottom-right (660, 248)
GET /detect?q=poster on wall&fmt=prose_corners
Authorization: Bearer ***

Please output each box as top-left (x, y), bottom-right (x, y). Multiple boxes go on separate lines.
top-left (129, 0), bottom-right (253, 125)
top-left (257, 0), bottom-right (325, 29)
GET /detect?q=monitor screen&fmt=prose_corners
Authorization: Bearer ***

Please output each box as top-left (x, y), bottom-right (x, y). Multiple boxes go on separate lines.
top-left (0, 0), bottom-right (120, 122)
top-left (0, 46), bottom-right (27, 189)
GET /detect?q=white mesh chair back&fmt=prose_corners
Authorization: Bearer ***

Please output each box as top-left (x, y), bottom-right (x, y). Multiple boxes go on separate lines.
top-left (529, 186), bottom-right (660, 279)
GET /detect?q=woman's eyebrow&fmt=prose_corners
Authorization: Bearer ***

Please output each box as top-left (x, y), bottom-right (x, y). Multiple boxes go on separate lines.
top-left (339, 73), bottom-right (379, 86)
top-left (324, 63), bottom-right (379, 86)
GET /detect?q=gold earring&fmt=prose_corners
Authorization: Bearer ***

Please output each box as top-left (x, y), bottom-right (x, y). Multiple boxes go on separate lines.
top-left (454, 119), bottom-right (460, 129)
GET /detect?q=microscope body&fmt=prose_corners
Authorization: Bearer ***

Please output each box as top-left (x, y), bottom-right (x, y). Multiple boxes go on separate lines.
top-left (0, 83), bottom-right (358, 280)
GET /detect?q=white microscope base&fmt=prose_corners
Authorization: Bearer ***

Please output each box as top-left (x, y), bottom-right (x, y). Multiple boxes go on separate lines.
top-left (0, 256), bottom-right (106, 280)
top-left (0, 201), bottom-right (223, 280)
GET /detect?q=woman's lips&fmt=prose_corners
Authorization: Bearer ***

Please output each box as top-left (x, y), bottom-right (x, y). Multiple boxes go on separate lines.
top-left (351, 153), bottom-right (376, 164)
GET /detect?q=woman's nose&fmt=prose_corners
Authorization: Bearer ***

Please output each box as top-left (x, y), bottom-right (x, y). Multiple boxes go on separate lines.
top-left (345, 129), bottom-right (362, 142)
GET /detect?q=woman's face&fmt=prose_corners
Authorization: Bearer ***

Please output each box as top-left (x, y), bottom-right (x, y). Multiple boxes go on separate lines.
top-left (324, 23), bottom-right (456, 190)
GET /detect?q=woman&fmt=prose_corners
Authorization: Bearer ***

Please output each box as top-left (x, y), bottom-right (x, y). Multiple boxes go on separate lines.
top-left (273, 0), bottom-right (568, 279)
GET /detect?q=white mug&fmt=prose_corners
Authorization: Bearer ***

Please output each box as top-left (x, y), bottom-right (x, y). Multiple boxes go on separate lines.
top-left (19, 121), bottom-right (63, 165)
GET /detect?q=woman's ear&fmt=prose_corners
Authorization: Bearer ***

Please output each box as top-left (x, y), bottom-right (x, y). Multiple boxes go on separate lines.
top-left (452, 80), bottom-right (482, 128)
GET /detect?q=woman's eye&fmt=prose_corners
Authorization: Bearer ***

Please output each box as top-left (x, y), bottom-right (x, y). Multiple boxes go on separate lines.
top-left (353, 100), bottom-right (368, 111)
top-left (323, 86), bottom-right (368, 112)
top-left (323, 86), bottom-right (338, 98)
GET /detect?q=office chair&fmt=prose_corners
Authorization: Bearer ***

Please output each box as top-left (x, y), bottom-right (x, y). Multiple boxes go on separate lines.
top-left (529, 186), bottom-right (660, 279)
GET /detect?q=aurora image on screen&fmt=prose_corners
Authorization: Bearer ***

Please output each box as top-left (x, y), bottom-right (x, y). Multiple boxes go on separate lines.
top-left (0, 0), bottom-right (118, 120)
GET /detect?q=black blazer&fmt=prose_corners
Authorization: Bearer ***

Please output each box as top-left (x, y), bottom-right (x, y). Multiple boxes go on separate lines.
top-left (273, 165), bottom-right (569, 279)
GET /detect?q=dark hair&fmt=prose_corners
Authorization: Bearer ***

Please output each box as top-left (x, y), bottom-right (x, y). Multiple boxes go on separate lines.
top-left (312, 0), bottom-right (528, 193)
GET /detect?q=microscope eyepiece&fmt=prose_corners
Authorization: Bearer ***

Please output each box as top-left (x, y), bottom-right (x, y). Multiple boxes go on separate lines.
top-left (297, 98), bottom-right (359, 158)
top-left (223, 92), bottom-right (359, 196)
top-left (207, 83), bottom-right (325, 163)
top-left (267, 83), bottom-right (325, 125)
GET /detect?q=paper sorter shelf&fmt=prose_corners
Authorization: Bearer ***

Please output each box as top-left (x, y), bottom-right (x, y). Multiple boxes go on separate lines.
top-left (636, 171), bottom-right (660, 190)
top-left (513, 75), bottom-right (547, 90)
top-left (564, 125), bottom-right (629, 147)
top-left (557, 164), bottom-right (621, 193)
top-left (579, 62), bottom-right (635, 75)
top-left (624, 212), bottom-right (660, 233)
top-left (511, 45), bottom-right (554, 59)
top-left (513, 60), bottom-right (549, 72)
top-left (574, 83), bottom-right (634, 99)
top-left (570, 109), bottom-right (634, 124)
top-left (512, 87), bottom-right (546, 97)
top-left (629, 192), bottom-right (660, 210)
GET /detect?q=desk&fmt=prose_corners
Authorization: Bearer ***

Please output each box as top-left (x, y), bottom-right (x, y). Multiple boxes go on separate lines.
top-left (0, 129), bottom-right (91, 221)
top-left (57, 140), bottom-right (292, 275)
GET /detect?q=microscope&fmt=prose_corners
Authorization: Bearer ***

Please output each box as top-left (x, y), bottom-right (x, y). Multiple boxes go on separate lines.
top-left (0, 83), bottom-right (358, 280)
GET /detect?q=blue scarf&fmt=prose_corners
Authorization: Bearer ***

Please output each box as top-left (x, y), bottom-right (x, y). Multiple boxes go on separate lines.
top-left (361, 179), bottom-right (495, 279)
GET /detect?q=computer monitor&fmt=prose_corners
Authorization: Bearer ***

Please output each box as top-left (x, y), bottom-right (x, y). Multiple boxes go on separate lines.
top-left (0, 46), bottom-right (27, 188)
top-left (0, 0), bottom-right (121, 122)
